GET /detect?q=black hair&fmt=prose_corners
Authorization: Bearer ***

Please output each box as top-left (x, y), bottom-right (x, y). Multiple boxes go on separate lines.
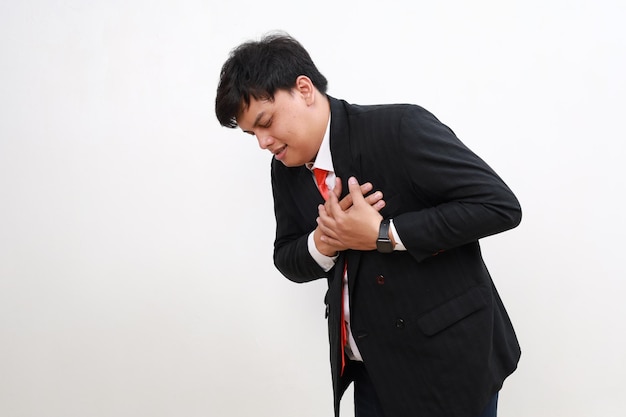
top-left (215, 32), bottom-right (328, 128)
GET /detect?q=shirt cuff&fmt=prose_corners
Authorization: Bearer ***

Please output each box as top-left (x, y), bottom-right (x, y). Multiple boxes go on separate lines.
top-left (389, 219), bottom-right (407, 251)
top-left (307, 231), bottom-right (338, 272)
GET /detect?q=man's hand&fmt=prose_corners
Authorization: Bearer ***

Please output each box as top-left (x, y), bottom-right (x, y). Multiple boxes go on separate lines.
top-left (330, 178), bottom-right (386, 213)
top-left (317, 177), bottom-right (384, 251)
top-left (313, 179), bottom-right (385, 256)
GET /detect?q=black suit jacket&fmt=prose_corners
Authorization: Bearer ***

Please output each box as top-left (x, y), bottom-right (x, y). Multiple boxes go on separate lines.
top-left (271, 97), bottom-right (521, 417)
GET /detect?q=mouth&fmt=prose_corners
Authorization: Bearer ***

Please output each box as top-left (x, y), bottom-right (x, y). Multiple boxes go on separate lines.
top-left (272, 145), bottom-right (287, 160)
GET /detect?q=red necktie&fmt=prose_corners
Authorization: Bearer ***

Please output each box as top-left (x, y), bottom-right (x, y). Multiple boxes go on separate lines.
top-left (313, 168), bottom-right (330, 200)
top-left (312, 168), bottom-right (348, 375)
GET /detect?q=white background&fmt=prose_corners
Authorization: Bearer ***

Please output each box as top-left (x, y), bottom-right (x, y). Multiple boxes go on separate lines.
top-left (1, 1), bottom-right (625, 416)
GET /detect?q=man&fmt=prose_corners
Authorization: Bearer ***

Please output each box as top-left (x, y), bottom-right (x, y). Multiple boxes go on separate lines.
top-left (215, 33), bottom-right (522, 417)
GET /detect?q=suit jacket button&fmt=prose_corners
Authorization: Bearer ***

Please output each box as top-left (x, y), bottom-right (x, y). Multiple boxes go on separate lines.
top-left (395, 318), bottom-right (405, 328)
top-left (376, 275), bottom-right (385, 285)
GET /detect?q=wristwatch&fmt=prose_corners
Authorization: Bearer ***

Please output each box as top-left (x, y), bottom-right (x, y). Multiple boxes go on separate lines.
top-left (376, 219), bottom-right (394, 253)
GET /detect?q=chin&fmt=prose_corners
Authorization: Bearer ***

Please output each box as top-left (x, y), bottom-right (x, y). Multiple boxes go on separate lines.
top-left (278, 157), bottom-right (302, 167)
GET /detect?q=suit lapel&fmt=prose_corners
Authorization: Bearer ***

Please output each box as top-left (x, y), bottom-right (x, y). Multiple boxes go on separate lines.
top-left (329, 97), bottom-right (363, 296)
top-left (329, 97), bottom-right (361, 196)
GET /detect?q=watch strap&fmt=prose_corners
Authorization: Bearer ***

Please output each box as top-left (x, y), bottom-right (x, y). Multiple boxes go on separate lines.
top-left (376, 219), bottom-right (394, 253)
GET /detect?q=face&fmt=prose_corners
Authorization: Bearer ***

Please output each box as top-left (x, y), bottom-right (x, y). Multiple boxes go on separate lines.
top-left (236, 78), bottom-right (327, 167)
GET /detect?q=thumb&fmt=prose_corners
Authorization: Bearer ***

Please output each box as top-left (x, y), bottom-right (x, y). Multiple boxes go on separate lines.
top-left (348, 177), bottom-right (366, 204)
top-left (332, 177), bottom-right (342, 199)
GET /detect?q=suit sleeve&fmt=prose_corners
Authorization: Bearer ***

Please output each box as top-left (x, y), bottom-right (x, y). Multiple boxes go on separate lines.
top-left (392, 106), bottom-right (522, 262)
top-left (271, 161), bottom-right (330, 283)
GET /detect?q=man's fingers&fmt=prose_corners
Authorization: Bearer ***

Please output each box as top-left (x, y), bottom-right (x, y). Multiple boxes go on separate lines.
top-left (360, 182), bottom-right (373, 194)
top-left (317, 205), bottom-right (340, 240)
top-left (338, 181), bottom-right (371, 211)
top-left (348, 177), bottom-right (366, 204)
top-left (332, 177), bottom-right (342, 200)
top-left (364, 190), bottom-right (386, 212)
top-left (319, 234), bottom-right (346, 251)
top-left (324, 183), bottom-right (343, 218)
top-left (338, 181), bottom-right (378, 211)
top-left (338, 195), bottom-right (352, 211)
top-left (313, 226), bottom-right (345, 256)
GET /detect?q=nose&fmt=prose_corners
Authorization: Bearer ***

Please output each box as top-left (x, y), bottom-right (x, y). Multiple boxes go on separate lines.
top-left (256, 133), bottom-right (274, 150)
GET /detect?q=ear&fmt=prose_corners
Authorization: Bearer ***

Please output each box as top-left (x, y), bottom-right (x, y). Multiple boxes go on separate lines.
top-left (294, 75), bottom-right (316, 104)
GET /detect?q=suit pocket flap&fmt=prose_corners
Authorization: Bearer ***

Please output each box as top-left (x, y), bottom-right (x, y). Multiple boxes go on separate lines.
top-left (417, 286), bottom-right (488, 336)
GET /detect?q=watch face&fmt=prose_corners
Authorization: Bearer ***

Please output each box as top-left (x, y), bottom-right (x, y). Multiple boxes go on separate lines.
top-left (376, 239), bottom-right (393, 253)
top-left (377, 219), bottom-right (393, 253)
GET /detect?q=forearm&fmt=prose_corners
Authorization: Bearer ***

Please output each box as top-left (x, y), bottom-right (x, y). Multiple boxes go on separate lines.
top-left (394, 193), bottom-right (521, 262)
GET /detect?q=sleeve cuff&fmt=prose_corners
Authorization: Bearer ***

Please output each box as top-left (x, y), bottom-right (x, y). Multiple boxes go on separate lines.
top-left (390, 219), bottom-right (407, 251)
top-left (307, 232), bottom-right (338, 271)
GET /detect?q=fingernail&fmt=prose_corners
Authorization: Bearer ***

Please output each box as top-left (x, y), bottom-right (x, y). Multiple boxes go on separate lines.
top-left (349, 177), bottom-right (357, 185)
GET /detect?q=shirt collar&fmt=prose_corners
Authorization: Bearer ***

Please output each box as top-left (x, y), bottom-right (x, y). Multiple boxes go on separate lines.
top-left (307, 116), bottom-right (334, 173)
